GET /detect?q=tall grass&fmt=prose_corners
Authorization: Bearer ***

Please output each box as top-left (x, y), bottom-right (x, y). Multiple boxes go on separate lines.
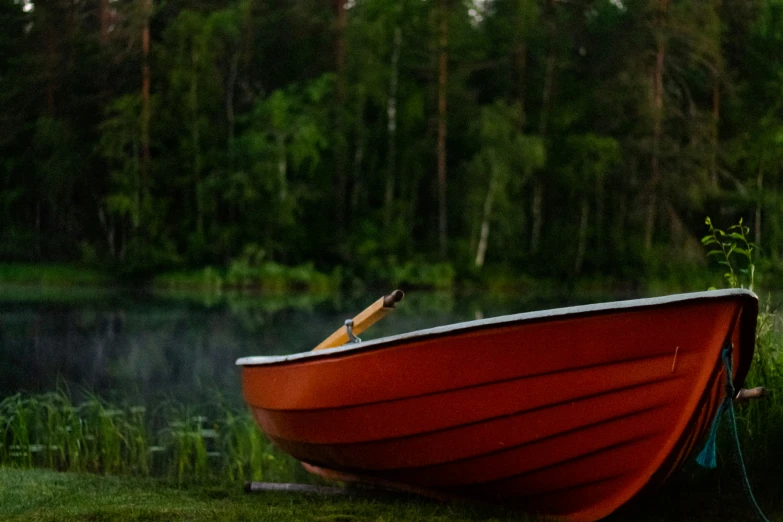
top-left (734, 298), bottom-right (783, 472)
top-left (699, 217), bottom-right (782, 497)
top-left (0, 391), bottom-right (298, 483)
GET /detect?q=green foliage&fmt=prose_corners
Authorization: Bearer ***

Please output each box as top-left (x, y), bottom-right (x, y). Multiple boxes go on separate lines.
top-left (0, 264), bottom-right (108, 287)
top-left (5, 0), bottom-right (783, 284)
top-left (699, 216), bottom-right (782, 480)
top-left (224, 242), bottom-right (337, 292)
top-left (152, 249), bottom-right (339, 294)
top-left (469, 101), bottom-right (546, 186)
top-left (701, 217), bottom-right (756, 291)
top-left (389, 261), bottom-right (456, 290)
top-left (0, 391), bottom-right (294, 484)
top-left (153, 266), bottom-right (224, 292)
top-left (239, 75), bottom-right (331, 206)
top-left (98, 95), bottom-right (144, 231)
top-left (741, 301), bottom-right (783, 445)
top-left (0, 467), bottom-right (532, 522)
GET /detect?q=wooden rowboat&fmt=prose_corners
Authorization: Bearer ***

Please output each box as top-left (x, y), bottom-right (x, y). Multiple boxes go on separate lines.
top-left (237, 289), bottom-right (758, 521)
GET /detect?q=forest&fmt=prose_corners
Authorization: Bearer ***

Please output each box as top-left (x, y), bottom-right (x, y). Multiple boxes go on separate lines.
top-left (1, 0), bottom-right (782, 286)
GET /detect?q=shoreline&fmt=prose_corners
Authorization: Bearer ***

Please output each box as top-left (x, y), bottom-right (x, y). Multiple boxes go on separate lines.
top-left (0, 261), bottom-right (736, 298)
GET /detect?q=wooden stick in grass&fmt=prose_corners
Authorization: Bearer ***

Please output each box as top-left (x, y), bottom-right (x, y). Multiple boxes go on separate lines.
top-left (734, 386), bottom-right (768, 405)
top-left (313, 290), bottom-right (404, 350)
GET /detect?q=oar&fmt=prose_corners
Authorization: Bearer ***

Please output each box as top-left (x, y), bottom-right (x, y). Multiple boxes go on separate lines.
top-left (313, 290), bottom-right (404, 351)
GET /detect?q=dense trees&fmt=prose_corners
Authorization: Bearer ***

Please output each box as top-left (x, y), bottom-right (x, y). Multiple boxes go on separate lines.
top-left (1, 0), bottom-right (782, 281)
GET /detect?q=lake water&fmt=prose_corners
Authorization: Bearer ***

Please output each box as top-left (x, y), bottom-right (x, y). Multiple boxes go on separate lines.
top-left (0, 286), bottom-right (740, 406)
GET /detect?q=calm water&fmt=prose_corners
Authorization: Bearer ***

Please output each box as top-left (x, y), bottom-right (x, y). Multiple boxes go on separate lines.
top-left (0, 286), bottom-right (681, 406)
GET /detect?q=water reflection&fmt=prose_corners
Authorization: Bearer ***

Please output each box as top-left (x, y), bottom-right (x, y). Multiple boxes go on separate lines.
top-left (0, 288), bottom-right (635, 405)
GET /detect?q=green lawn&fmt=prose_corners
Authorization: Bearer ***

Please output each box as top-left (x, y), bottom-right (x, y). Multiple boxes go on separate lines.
top-left (0, 468), bottom-right (529, 522)
top-left (1, 467), bottom-right (781, 522)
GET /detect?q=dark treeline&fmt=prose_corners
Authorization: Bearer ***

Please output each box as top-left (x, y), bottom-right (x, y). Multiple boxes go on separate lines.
top-left (1, 0), bottom-right (783, 282)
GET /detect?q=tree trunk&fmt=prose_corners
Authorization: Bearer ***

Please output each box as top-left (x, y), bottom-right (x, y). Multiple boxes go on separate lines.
top-left (226, 48), bottom-right (240, 169)
top-left (277, 133), bottom-right (288, 202)
top-left (97, 204), bottom-right (116, 258)
top-left (574, 198), bottom-right (590, 274)
top-left (539, 48), bottom-right (555, 137)
top-left (191, 46), bottom-right (203, 235)
top-left (756, 167), bottom-right (763, 244)
top-left (351, 88), bottom-right (367, 213)
top-left (644, 0), bottom-right (668, 252)
top-left (45, 25), bottom-right (57, 114)
top-left (141, 0), bottom-right (152, 231)
top-left (595, 171), bottom-right (605, 257)
top-left (132, 141), bottom-right (141, 233)
top-left (515, 0), bottom-right (528, 124)
top-left (35, 201), bottom-right (42, 257)
top-left (475, 170), bottom-right (498, 268)
top-left (531, 0), bottom-right (556, 254)
top-left (437, 0), bottom-right (449, 259)
top-left (384, 26), bottom-right (401, 228)
top-left (710, 73), bottom-right (720, 190)
top-left (99, 0), bottom-right (110, 44)
top-left (244, 0), bottom-right (254, 71)
top-left (67, 0), bottom-right (77, 71)
top-left (517, 41), bottom-right (527, 126)
top-left (335, 0), bottom-right (348, 235)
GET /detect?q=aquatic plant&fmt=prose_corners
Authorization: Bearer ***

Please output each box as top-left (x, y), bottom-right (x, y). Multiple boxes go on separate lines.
top-left (0, 391), bottom-right (290, 483)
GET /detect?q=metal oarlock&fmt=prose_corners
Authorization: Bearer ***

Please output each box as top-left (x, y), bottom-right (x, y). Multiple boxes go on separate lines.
top-left (345, 319), bottom-right (361, 343)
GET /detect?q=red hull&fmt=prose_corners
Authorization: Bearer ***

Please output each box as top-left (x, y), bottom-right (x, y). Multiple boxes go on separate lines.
top-left (238, 290), bottom-right (757, 521)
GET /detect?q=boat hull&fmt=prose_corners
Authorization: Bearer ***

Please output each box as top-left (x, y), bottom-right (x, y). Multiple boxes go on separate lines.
top-left (238, 290), bottom-right (758, 521)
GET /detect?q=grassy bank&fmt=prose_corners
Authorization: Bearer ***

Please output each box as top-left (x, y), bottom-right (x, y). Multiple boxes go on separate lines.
top-left (0, 259), bottom-right (734, 296)
top-left (0, 467), bottom-right (527, 522)
top-left (1, 466), bottom-right (781, 522)
top-left (0, 264), bottom-right (110, 288)
top-left (152, 263), bottom-right (340, 294)
top-left (0, 392), bottom-right (297, 484)
top-left (0, 262), bottom-right (340, 295)
top-left (1, 374), bottom-right (782, 522)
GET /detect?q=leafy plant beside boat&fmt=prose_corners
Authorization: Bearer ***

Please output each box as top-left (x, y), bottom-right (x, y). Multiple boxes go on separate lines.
top-left (702, 217), bottom-right (755, 290)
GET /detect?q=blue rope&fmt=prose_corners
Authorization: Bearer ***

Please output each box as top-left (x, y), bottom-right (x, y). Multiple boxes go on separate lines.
top-left (695, 344), bottom-right (769, 522)
top-left (695, 396), bottom-right (730, 469)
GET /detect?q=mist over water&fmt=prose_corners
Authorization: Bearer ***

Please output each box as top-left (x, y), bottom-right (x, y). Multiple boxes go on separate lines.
top-left (0, 288), bottom-right (670, 405)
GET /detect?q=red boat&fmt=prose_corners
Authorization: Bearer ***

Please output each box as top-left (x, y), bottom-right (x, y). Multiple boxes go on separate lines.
top-left (237, 289), bottom-right (758, 521)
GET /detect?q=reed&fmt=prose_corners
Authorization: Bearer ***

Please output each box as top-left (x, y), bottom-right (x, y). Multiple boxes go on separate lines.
top-left (701, 218), bottom-right (782, 477)
top-left (732, 298), bottom-right (783, 474)
top-left (0, 390), bottom-right (291, 483)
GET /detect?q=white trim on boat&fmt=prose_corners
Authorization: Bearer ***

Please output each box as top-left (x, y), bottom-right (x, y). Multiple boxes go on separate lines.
top-left (235, 289), bottom-right (757, 367)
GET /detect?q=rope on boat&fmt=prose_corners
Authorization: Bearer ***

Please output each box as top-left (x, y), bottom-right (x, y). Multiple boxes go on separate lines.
top-left (695, 344), bottom-right (770, 522)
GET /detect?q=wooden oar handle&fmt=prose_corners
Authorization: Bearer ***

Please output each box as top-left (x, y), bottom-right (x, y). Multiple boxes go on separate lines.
top-left (314, 290), bottom-right (404, 351)
top-left (383, 289), bottom-right (405, 308)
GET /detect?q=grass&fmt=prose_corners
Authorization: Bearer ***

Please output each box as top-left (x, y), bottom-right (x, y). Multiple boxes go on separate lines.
top-left (1, 466), bottom-right (782, 522)
top-left (0, 392), bottom-right (301, 484)
top-left (0, 467), bottom-right (529, 522)
top-left (0, 264), bottom-right (110, 288)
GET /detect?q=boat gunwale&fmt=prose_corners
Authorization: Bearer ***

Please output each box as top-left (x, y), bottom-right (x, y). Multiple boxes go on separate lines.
top-left (236, 288), bottom-right (758, 367)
